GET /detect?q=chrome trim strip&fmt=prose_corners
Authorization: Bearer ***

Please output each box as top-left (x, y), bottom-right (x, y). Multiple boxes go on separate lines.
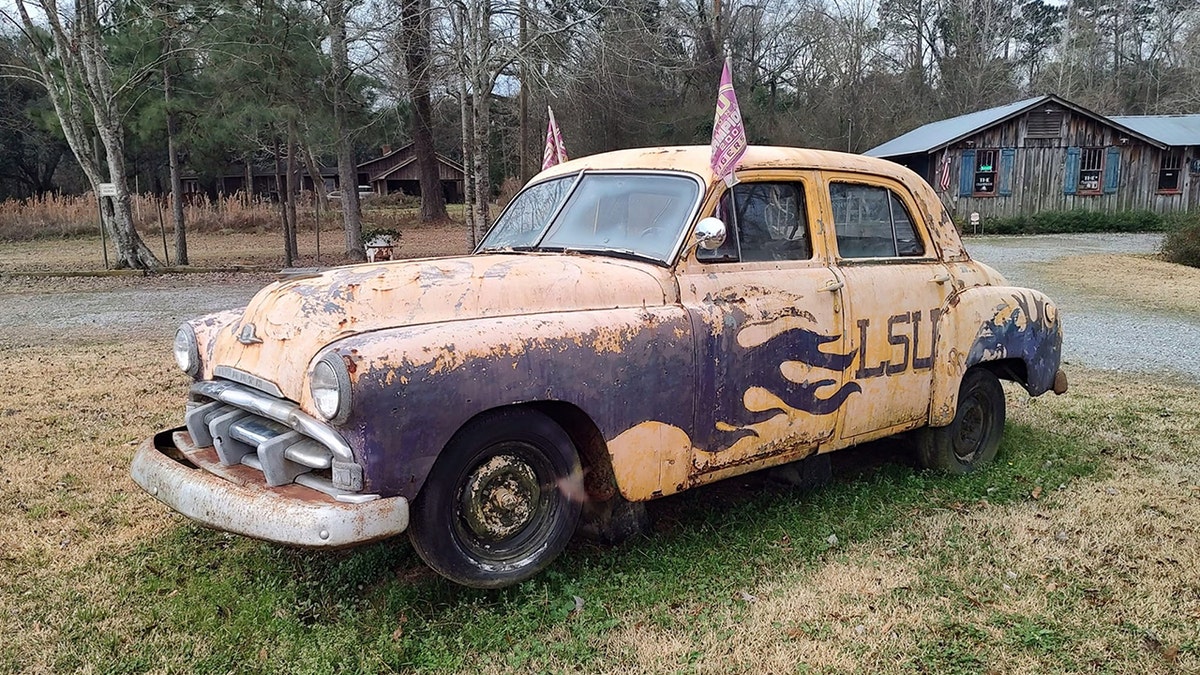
top-left (213, 366), bottom-right (284, 398)
top-left (190, 380), bottom-right (353, 461)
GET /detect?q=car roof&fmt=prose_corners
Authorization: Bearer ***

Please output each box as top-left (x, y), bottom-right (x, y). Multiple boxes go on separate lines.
top-left (534, 145), bottom-right (922, 185)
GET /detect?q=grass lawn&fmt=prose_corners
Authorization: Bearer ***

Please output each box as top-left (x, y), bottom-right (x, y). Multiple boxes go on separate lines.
top-left (0, 230), bottom-right (1197, 673)
top-left (1041, 253), bottom-right (1200, 320)
top-left (0, 328), bottom-right (1196, 673)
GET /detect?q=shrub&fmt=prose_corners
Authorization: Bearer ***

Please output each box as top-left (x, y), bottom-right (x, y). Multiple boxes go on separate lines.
top-left (1161, 212), bottom-right (1200, 269)
top-left (957, 209), bottom-right (1170, 235)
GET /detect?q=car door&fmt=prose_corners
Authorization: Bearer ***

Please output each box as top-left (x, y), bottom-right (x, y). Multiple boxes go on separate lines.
top-left (821, 176), bottom-right (952, 441)
top-left (678, 173), bottom-right (856, 479)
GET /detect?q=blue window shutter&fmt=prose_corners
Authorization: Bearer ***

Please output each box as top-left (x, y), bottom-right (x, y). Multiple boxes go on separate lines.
top-left (1103, 146), bottom-right (1121, 194)
top-left (959, 150), bottom-right (975, 196)
top-left (998, 148), bottom-right (1016, 196)
top-left (1063, 147), bottom-right (1081, 195)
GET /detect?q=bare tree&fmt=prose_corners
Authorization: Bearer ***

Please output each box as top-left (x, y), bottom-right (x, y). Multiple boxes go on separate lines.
top-left (10, 0), bottom-right (160, 268)
top-left (400, 0), bottom-right (449, 221)
top-left (329, 0), bottom-right (366, 260)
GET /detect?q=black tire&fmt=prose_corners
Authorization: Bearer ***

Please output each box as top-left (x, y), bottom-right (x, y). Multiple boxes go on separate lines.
top-left (408, 408), bottom-right (582, 588)
top-left (917, 368), bottom-right (1006, 474)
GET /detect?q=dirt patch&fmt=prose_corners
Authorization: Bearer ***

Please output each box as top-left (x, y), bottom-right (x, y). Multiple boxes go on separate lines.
top-left (1042, 253), bottom-right (1200, 319)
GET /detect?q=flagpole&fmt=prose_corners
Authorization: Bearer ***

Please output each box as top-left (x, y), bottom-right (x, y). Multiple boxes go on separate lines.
top-left (728, 182), bottom-right (741, 261)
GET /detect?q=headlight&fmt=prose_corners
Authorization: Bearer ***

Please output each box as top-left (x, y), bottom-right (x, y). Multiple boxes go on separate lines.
top-left (310, 353), bottom-right (351, 423)
top-left (173, 323), bottom-right (199, 377)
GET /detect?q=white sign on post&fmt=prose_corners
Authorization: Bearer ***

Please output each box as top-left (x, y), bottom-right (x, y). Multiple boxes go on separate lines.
top-left (97, 183), bottom-right (117, 198)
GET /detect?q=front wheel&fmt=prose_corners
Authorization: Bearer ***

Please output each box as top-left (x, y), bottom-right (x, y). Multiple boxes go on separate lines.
top-left (408, 408), bottom-right (582, 588)
top-left (917, 368), bottom-right (1006, 474)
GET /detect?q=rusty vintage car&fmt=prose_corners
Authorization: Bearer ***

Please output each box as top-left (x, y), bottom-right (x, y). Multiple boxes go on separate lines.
top-left (131, 146), bottom-right (1067, 587)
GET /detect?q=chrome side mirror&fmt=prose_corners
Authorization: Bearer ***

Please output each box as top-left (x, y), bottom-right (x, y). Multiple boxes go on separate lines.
top-left (693, 217), bottom-right (727, 251)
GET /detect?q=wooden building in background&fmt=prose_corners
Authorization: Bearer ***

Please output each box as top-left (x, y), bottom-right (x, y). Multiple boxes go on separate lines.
top-left (865, 95), bottom-right (1199, 218)
top-left (356, 143), bottom-right (465, 203)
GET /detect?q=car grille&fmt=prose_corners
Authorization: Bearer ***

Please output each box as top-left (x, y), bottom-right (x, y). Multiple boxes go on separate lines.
top-left (185, 380), bottom-right (371, 502)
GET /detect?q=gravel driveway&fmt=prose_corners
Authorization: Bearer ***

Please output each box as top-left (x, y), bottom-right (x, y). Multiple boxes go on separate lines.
top-left (968, 233), bottom-right (1200, 382)
top-left (0, 273), bottom-right (270, 347)
top-left (2, 234), bottom-right (1196, 380)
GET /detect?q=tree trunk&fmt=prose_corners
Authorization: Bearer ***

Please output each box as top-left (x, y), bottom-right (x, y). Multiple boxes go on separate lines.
top-left (164, 51), bottom-right (188, 265)
top-left (458, 42), bottom-right (476, 246)
top-left (274, 136), bottom-right (293, 267)
top-left (285, 119), bottom-right (300, 263)
top-left (518, 0), bottom-right (530, 182)
top-left (401, 0), bottom-right (449, 222)
top-left (301, 138), bottom-right (328, 212)
top-left (468, 0), bottom-right (492, 243)
top-left (329, 0), bottom-right (365, 261)
top-left (242, 154), bottom-right (253, 204)
top-left (15, 0), bottom-right (159, 269)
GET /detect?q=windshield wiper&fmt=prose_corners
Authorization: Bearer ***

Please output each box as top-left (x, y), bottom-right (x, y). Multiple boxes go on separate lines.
top-left (562, 247), bottom-right (662, 264)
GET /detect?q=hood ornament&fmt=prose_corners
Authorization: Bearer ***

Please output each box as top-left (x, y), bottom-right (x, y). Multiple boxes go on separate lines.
top-left (237, 323), bottom-right (263, 345)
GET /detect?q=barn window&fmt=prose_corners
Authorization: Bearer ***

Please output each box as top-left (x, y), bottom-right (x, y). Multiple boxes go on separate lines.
top-left (1158, 153), bottom-right (1182, 193)
top-left (973, 149), bottom-right (997, 196)
top-left (1027, 109), bottom-right (1064, 138)
top-left (1077, 148), bottom-right (1104, 194)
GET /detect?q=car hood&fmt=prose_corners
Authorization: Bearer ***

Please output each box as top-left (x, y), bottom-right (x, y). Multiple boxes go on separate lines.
top-left (206, 253), bottom-right (673, 401)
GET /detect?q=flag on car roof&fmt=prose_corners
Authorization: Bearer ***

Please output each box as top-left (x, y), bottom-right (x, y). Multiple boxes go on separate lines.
top-left (542, 106), bottom-right (568, 170)
top-left (710, 56), bottom-right (747, 187)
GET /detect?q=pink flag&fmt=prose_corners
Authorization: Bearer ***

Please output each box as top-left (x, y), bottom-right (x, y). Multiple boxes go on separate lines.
top-left (542, 106), bottom-right (568, 170)
top-left (710, 57), bottom-right (747, 187)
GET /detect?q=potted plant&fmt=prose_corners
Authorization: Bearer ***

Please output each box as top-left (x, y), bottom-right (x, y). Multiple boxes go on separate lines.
top-left (363, 227), bottom-right (401, 261)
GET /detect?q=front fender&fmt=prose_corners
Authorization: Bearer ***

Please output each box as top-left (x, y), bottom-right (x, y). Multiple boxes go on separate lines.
top-left (324, 307), bottom-right (695, 500)
top-left (928, 287), bottom-right (1063, 426)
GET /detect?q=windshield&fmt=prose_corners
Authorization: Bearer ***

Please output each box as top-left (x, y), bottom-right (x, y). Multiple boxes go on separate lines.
top-left (479, 172), bottom-right (701, 263)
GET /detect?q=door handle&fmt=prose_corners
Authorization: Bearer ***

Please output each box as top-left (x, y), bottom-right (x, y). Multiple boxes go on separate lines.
top-left (822, 279), bottom-right (844, 292)
top-left (930, 272), bottom-right (951, 284)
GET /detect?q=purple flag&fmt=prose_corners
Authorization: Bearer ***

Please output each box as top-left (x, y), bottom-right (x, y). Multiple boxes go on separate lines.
top-left (542, 106), bottom-right (568, 170)
top-left (710, 57), bottom-right (747, 186)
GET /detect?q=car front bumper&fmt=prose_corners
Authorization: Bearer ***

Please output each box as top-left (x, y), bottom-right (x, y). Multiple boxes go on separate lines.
top-left (131, 428), bottom-right (409, 548)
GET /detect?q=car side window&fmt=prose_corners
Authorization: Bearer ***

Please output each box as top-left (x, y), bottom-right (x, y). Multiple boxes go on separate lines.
top-left (698, 182), bottom-right (812, 262)
top-left (830, 182), bottom-right (925, 258)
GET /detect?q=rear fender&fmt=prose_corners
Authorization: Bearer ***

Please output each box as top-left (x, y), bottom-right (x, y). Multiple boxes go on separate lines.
top-left (928, 287), bottom-right (1063, 426)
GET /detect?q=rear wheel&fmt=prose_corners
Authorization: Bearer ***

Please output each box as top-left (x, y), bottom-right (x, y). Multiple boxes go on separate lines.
top-left (917, 368), bottom-right (1006, 474)
top-left (408, 408), bottom-right (582, 588)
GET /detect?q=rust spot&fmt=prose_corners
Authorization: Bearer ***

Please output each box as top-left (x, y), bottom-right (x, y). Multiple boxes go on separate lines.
top-left (341, 354), bottom-right (357, 374)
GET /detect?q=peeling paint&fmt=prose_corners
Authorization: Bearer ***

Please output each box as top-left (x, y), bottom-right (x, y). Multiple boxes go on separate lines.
top-left (164, 146), bottom-right (1063, 527)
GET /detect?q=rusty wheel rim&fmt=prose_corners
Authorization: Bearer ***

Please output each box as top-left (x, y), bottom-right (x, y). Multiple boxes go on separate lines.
top-left (952, 390), bottom-right (988, 463)
top-left (454, 441), bottom-right (557, 561)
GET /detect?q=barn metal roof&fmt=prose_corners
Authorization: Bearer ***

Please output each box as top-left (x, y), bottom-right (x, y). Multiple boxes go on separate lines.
top-left (1108, 115), bottom-right (1200, 147)
top-left (866, 95), bottom-right (1169, 157)
top-left (865, 97), bottom-right (1047, 158)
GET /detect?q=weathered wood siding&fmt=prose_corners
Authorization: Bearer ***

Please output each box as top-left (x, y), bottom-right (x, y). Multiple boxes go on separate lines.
top-left (377, 159), bottom-right (463, 182)
top-left (930, 103), bottom-right (1196, 218)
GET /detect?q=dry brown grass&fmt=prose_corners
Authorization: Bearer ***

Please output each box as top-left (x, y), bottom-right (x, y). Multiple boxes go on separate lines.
top-left (0, 194), bottom-right (472, 272)
top-left (0, 221), bottom-right (473, 273)
top-left (0, 193), bottom-right (286, 240)
top-left (1044, 253), bottom-right (1200, 318)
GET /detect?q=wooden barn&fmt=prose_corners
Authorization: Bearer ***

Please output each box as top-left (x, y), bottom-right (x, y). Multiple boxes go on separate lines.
top-left (865, 95), bottom-right (1200, 218)
top-left (357, 144), bottom-right (465, 203)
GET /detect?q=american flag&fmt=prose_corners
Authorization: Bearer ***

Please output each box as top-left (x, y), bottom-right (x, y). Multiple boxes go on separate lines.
top-left (541, 106), bottom-right (568, 170)
top-left (938, 152), bottom-right (953, 192)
